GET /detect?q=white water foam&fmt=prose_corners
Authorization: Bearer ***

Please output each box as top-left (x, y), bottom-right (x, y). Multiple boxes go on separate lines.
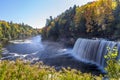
top-left (9, 40), bottom-right (32, 44)
top-left (58, 49), bottom-right (67, 53)
top-left (1, 48), bottom-right (40, 63)
top-left (31, 51), bottom-right (39, 55)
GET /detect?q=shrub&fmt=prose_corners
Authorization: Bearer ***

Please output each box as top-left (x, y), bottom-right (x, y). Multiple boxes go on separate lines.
top-left (0, 60), bottom-right (102, 80)
top-left (104, 47), bottom-right (120, 79)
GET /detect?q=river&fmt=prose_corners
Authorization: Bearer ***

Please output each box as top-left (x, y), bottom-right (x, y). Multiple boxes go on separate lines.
top-left (1, 35), bottom-right (104, 75)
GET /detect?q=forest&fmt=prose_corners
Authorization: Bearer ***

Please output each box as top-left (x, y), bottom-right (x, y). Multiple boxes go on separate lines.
top-left (0, 20), bottom-right (39, 43)
top-left (41, 0), bottom-right (120, 46)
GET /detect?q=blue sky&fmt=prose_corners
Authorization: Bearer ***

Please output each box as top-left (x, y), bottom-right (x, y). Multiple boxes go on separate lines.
top-left (0, 0), bottom-right (94, 28)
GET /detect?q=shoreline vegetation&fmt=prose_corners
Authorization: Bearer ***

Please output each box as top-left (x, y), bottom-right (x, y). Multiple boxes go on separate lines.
top-left (0, 60), bottom-right (103, 80)
top-left (0, 47), bottom-right (119, 80)
top-left (0, 20), bottom-right (41, 46)
top-left (41, 0), bottom-right (120, 46)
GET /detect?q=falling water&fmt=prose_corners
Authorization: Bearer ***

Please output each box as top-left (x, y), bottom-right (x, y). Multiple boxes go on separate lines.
top-left (72, 38), bottom-right (118, 67)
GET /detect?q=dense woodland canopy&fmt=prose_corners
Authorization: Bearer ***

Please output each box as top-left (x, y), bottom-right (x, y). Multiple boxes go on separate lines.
top-left (0, 20), bottom-right (38, 42)
top-left (41, 0), bottom-right (120, 45)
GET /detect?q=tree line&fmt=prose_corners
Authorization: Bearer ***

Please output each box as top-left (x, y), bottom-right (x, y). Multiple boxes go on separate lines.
top-left (0, 20), bottom-right (39, 42)
top-left (41, 0), bottom-right (120, 45)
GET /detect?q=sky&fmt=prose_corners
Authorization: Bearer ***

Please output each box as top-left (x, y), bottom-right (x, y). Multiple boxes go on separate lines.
top-left (0, 0), bottom-right (94, 28)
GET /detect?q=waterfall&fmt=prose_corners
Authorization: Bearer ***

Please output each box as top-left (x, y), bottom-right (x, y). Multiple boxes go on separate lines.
top-left (72, 38), bottom-right (118, 67)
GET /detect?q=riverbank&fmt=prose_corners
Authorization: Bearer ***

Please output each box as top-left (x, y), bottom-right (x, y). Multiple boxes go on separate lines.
top-left (0, 35), bottom-right (105, 76)
top-left (0, 60), bottom-right (103, 80)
